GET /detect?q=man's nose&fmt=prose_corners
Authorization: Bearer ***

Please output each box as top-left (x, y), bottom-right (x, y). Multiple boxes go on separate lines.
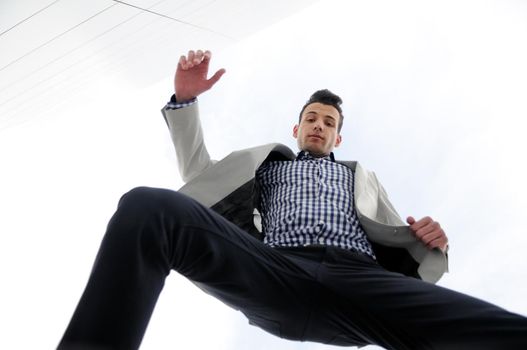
top-left (313, 122), bottom-right (323, 131)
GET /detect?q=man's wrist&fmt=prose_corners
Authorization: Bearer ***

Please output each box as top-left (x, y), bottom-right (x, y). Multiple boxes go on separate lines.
top-left (166, 94), bottom-right (197, 110)
top-left (175, 93), bottom-right (195, 102)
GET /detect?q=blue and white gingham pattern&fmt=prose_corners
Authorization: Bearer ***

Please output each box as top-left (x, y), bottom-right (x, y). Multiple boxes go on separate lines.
top-left (165, 95), bottom-right (197, 110)
top-left (257, 151), bottom-right (376, 259)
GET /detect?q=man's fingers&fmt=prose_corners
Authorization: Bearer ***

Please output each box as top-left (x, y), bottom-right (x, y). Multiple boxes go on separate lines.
top-left (414, 223), bottom-right (447, 251)
top-left (420, 228), bottom-right (443, 245)
top-left (179, 55), bottom-right (188, 70)
top-left (425, 236), bottom-right (446, 250)
top-left (407, 215), bottom-right (448, 251)
top-left (175, 49), bottom-right (220, 98)
top-left (208, 68), bottom-right (226, 86)
top-left (410, 216), bottom-right (433, 231)
top-left (195, 50), bottom-right (204, 64)
top-left (414, 221), bottom-right (440, 239)
top-left (426, 235), bottom-right (448, 251)
top-left (204, 50), bottom-right (212, 61)
top-left (186, 50), bottom-right (196, 68)
top-left (183, 49), bottom-right (211, 69)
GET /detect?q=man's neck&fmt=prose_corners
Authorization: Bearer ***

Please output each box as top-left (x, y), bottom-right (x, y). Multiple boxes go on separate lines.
top-left (297, 150), bottom-right (335, 162)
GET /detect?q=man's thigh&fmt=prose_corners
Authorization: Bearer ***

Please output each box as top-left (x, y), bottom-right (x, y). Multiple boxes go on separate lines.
top-left (304, 247), bottom-right (527, 350)
top-left (154, 189), bottom-right (321, 340)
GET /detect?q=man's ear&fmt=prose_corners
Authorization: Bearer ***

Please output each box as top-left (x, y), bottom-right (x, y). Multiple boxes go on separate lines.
top-left (293, 124), bottom-right (299, 138)
top-left (335, 134), bottom-right (342, 147)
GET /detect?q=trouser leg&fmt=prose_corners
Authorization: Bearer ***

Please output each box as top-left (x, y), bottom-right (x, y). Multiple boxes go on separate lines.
top-left (303, 247), bottom-right (527, 350)
top-left (59, 186), bottom-right (526, 350)
top-left (59, 187), bottom-right (175, 349)
top-left (58, 187), bottom-right (321, 349)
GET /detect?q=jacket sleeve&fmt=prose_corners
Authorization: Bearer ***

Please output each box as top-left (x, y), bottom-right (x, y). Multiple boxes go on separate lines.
top-left (161, 102), bottom-right (217, 183)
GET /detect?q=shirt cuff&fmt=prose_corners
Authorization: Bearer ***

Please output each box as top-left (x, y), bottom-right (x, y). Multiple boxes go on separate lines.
top-left (165, 94), bottom-right (197, 110)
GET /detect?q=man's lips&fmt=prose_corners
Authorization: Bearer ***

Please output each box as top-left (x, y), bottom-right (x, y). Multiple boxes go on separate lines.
top-left (308, 134), bottom-right (324, 140)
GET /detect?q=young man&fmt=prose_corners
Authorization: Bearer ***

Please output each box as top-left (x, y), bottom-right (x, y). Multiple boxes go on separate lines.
top-left (59, 50), bottom-right (527, 350)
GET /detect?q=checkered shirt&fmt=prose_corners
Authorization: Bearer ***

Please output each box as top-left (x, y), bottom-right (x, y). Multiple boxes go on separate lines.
top-left (256, 151), bottom-right (376, 259)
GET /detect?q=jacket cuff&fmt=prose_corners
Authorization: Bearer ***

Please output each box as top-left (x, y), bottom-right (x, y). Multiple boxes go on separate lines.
top-left (165, 94), bottom-right (197, 110)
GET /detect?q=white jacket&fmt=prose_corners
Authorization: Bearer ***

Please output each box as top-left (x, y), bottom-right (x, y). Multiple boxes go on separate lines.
top-left (161, 102), bottom-right (448, 283)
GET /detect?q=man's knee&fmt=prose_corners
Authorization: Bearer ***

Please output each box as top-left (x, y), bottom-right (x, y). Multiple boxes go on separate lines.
top-left (106, 187), bottom-right (193, 249)
top-left (117, 187), bottom-right (198, 224)
top-left (109, 187), bottom-right (215, 270)
top-left (117, 186), bottom-right (188, 215)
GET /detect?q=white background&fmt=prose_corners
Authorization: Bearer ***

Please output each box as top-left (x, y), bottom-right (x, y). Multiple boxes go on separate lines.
top-left (1, 1), bottom-right (527, 349)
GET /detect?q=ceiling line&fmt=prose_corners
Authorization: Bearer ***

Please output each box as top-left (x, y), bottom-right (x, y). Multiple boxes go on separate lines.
top-left (0, 3), bottom-right (118, 73)
top-left (0, 0), bottom-right (212, 121)
top-left (0, 0), bottom-right (62, 37)
top-left (111, 0), bottom-right (235, 40)
top-left (0, 10), bottom-right (188, 120)
top-left (0, 0), bottom-right (169, 98)
top-left (0, 0), bottom-right (234, 80)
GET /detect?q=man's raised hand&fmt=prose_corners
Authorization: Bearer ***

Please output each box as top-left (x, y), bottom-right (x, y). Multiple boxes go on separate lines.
top-left (174, 49), bottom-right (226, 102)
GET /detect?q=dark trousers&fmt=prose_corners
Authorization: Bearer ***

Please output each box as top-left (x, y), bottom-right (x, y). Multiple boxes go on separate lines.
top-left (58, 187), bottom-right (527, 350)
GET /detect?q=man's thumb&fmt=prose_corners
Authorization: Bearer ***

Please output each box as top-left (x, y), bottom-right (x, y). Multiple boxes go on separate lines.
top-left (406, 216), bottom-right (415, 225)
top-left (208, 68), bottom-right (226, 86)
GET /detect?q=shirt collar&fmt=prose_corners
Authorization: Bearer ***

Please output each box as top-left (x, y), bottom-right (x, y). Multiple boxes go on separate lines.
top-left (296, 151), bottom-right (336, 162)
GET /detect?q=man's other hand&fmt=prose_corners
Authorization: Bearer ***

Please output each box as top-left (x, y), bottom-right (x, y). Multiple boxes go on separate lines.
top-left (406, 216), bottom-right (449, 253)
top-left (174, 49), bottom-right (226, 102)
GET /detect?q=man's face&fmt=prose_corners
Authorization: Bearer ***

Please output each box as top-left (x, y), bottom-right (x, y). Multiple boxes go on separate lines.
top-left (293, 102), bottom-right (342, 157)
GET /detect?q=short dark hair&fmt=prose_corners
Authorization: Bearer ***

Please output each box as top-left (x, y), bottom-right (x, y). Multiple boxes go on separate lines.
top-left (299, 89), bottom-right (344, 132)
